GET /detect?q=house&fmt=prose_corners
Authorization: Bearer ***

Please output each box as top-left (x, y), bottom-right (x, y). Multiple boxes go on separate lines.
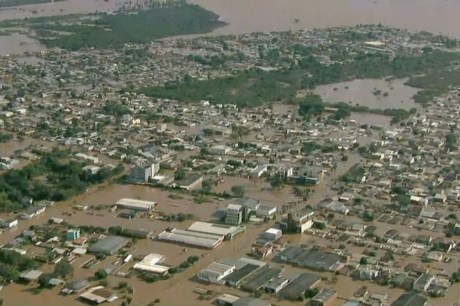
top-left (250, 165), bottom-right (268, 178)
top-left (209, 145), bottom-right (231, 155)
top-left (20, 205), bottom-right (46, 220)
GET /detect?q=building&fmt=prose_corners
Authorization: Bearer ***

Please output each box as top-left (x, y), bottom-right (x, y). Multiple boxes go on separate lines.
top-left (187, 221), bottom-right (245, 240)
top-left (173, 174), bottom-right (204, 191)
top-left (391, 293), bottom-right (429, 306)
top-left (250, 165), bottom-right (268, 178)
top-left (278, 273), bottom-right (321, 300)
top-left (264, 277), bottom-right (289, 294)
top-left (288, 166), bottom-right (324, 185)
top-left (209, 145), bottom-right (231, 155)
top-left (233, 297), bottom-right (271, 306)
top-left (88, 236), bottom-right (130, 255)
top-left (127, 162), bottom-right (160, 183)
top-left (61, 279), bottom-right (90, 294)
top-left (66, 229), bottom-right (81, 241)
top-left (1, 219), bottom-right (18, 228)
top-left (225, 204), bottom-right (244, 225)
top-left (79, 286), bottom-right (118, 304)
top-left (233, 198), bottom-right (261, 222)
top-left (158, 228), bottom-right (224, 249)
top-left (20, 205), bottom-right (46, 220)
top-left (19, 269), bottom-right (43, 282)
top-left (311, 288), bottom-right (337, 306)
top-left (256, 205), bottom-right (277, 219)
top-left (133, 254), bottom-right (169, 275)
top-left (261, 228), bottom-right (282, 241)
top-left (276, 246), bottom-right (346, 272)
top-left (75, 153), bottom-right (99, 164)
top-left (280, 210), bottom-right (314, 233)
top-left (115, 198), bottom-right (157, 211)
top-left (413, 273), bottom-right (435, 292)
top-left (240, 266), bottom-right (283, 292)
top-left (197, 261), bottom-right (236, 284)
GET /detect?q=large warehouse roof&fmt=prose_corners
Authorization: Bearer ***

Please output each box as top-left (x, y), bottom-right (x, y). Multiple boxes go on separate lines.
top-left (188, 221), bottom-right (241, 237)
top-left (88, 236), bottom-right (129, 255)
top-left (115, 198), bottom-right (157, 211)
top-left (158, 228), bottom-right (223, 249)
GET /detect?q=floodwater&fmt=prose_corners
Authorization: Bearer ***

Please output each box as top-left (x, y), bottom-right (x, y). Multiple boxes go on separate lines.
top-left (313, 78), bottom-right (419, 111)
top-left (0, 32), bottom-right (44, 55)
top-left (191, 0), bottom-right (460, 38)
top-left (0, 0), bottom-right (130, 21)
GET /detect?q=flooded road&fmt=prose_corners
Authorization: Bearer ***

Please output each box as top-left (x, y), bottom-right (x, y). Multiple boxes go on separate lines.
top-left (191, 0), bottom-right (460, 38)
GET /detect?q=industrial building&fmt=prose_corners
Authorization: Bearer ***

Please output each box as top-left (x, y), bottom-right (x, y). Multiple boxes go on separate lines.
top-left (240, 266), bottom-right (283, 292)
top-left (173, 174), bottom-right (204, 191)
top-left (133, 254), bottom-right (169, 275)
top-left (88, 236), bottom-right (130, 255)
top-left (391, 292), bottom-right (429, 306)
top-left (276, 246), bottom-right (346, 271)
top-left (115, 198), bottom-right (157, 211)
top-left (187, 221), bottom-right (245, 240)
top-left (278, 273), bottom-right (321, 300)
top-left (79, 286), bottom-right (118, 304)
top-left (157, 228), bottom-right (224, 249)
top-left (197, 262), bottom-right (236, 284)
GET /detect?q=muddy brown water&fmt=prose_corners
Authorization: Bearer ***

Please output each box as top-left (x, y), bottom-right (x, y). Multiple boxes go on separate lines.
top-left (313, 79), bottom-right (420, 111)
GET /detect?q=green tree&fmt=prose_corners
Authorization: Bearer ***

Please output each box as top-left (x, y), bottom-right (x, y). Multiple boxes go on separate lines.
top-left (94, 269), bottom-right (107, 280)
top-left (54, 261), bottom-right (73, 278)
top-left (360, 257), bottom-right (368, 265)
top-left (231, 185), bottom-right (245, 197)
top-left (38, 273), bottom-right (54, 288)
top-left (174, 168), bottom-right (186, 180)
top-left (270, 175), bottom-right (283, 188)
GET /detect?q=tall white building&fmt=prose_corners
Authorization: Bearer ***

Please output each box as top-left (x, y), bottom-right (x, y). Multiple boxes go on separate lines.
top-left (225, 204), bottom-right (243, 226)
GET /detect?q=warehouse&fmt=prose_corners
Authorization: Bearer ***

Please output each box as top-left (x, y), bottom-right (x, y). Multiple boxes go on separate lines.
top-left (241, 266), bottom-right (283, 292)
top-left (197, 261), bottom-right (236, 284)
top-left (188, 221), bottom-right (245, 240)
top-left (88, 236), bottom-right (130, 255)
top-left (278, 273), bottom-right (321, 300)
top-left (115, 198), bottom-right (157, 211)
top-left (133, 254), bottom-right (169, 275)
top-left (157, 228), bottom-right (224, 249)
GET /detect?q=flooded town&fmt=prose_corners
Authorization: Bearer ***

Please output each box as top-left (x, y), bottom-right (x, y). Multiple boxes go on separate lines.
top-left (1, 1), bottom-right (460, 306)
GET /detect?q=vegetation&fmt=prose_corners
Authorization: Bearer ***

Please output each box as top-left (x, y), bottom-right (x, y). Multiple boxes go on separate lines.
top-left (33, 4), bottom-right (225, 50)
top-left (340, 164), bottom-right (365, 183)
top-left (0, 148), bottom-right (123, 212)
top-left (231, 185), bottom-right (245, 197)
top-left (0, 133), bottom-right (13, 143)
top-left (138, 48), bottom-right (460, 107)
top-left (0, 249), bottom-right (39, 282)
